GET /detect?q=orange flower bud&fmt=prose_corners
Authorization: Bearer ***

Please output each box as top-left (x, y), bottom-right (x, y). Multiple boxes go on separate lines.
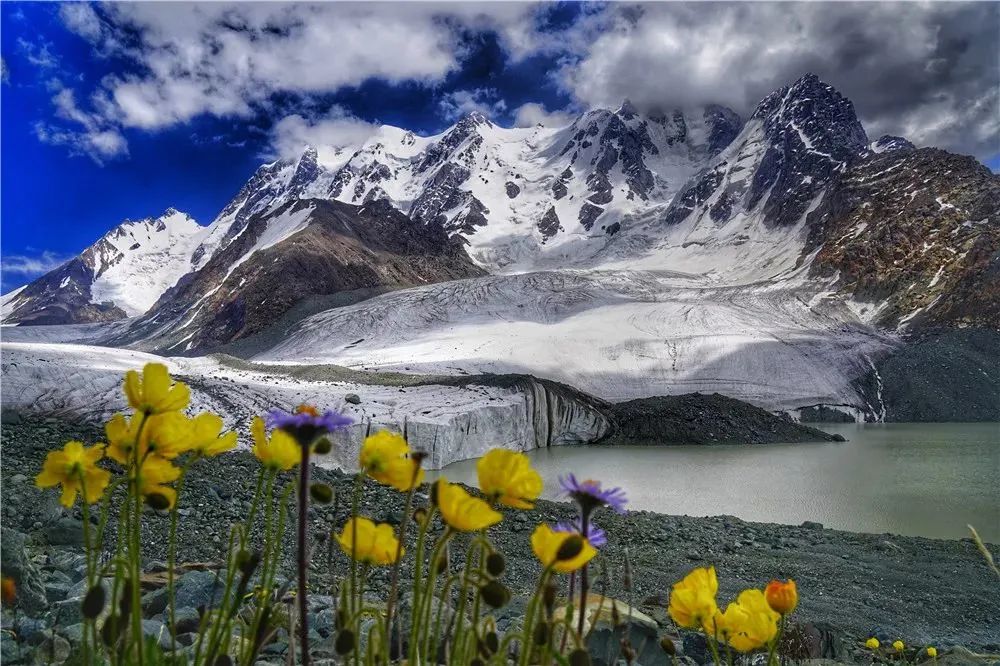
top-left (1, 577), bottom-right (16, 606)
top-left (764, 579), bottom-right (798, 615)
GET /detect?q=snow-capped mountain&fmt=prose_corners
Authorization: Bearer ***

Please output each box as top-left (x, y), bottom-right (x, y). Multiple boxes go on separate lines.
top-left (2, 209), bottom-right (203, 325)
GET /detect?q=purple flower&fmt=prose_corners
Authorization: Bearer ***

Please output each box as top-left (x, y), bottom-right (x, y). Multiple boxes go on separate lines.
top-left (554, 518), bottom-right (608, 548)
top-left (559, 474), bottom-right (628, 514)
top-left (267, 405), bottom-right (352, 446)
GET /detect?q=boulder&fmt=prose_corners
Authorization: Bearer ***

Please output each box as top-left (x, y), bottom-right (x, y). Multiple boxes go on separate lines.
top-left (0, 528), bottom-right (47, 615)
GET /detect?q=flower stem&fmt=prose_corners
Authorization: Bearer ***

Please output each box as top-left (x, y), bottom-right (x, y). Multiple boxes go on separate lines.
top-left (297, 442), bottom-right (312, 666)
top-left (383, 478), bottom-right (417, 661)
top-left (576, 509), bottom-right (592, 641)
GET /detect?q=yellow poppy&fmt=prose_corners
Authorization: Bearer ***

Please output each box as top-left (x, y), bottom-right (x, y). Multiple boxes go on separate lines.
top-left (893, 641), bottom-right (905, 652)
top-left (105, 412), bottom-right (192, 463)
top-left (866, 638), bottom-right (881, 650)
top-left (530, 523), bottom-right (596, 573)
top-left (359, 430), bottom-right (424, 491)
top-left (35, 440), bottom-right (111, 508)
top-left (336, 517), bottom-right (402, 565)
top-left (927, 647), bottom-right (937, 658)
top-left (250, 416), bottom-right (300, 471)
top-left (764, 579), bottom-right (798, 615)
top-left (668, 566), bottom-right (719, 633)
top-left (477, 449), bottom-right (543, 509)
top-left (187, 412), bottom-right (237, 457)
top-left (124, 362), bottom-right (190, 414)
top-left (138, 456), bottom-right (181, 509)
top-left (713, 589), bottom-right (779, 653)
top-left (434, 478), bottom-right (502, 532)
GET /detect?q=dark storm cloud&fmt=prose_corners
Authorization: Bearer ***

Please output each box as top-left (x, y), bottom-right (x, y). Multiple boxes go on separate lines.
top-left (561, 2), bottom-right (999, 158)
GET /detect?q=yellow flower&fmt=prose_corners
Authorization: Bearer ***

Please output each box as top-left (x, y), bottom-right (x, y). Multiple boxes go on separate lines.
top-left (713, 589), bottom-right (779, 653)
top-left (1, 577), bottom-right (15, 606)
top-left (250, 416), bottom-right (300, 471)
top-left (35, 440), bottom-right (111, 508)
top-left (894, 641), bottom-right (905, 653)
top-left (866, 638), bottom-right (881, 650)
top-left (124, 362), bottom-right (190, 414)
top-left (105, 412), bottom-right (192, 463)
top-left (764, 579), bottom-right (798, 615)
top-left (138, 456), bottom-right (181, 509)
top-left (927, 647), bottom-right (937, 658)
top-left (668, 566), bottom-right (719, 633)
top-left (359, 431), bottom-right (424, 491)
top-left (477, 449), bottom-right (543, 509)
top-left (336, 517), bottom-right (402, 565)
top-left (434, 478), bottom-right (502, 532)
top-left (530, 523), bottom-right (596, 573)
top-left (187, 413), bottom-right (237, 458)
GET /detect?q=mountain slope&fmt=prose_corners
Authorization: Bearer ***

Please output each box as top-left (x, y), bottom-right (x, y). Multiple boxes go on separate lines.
top-left (2, 209), bottom-right (203, 325)
top-left (806, 147), bottom-right (1000, 329)
top-left (117, 198), bottom-right (484, 353)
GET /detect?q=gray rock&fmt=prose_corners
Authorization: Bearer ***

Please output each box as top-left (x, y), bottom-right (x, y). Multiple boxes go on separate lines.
top-left (345, 393), bottom-right (362, 405)
top-left (0, 527), bottom-right (47, 615)
top-left (801, 521), bottom-right (824, 530)
top-left (42, 518), bottom-right (84, 547)
top-left (33, 632), bottom-right (70, 664)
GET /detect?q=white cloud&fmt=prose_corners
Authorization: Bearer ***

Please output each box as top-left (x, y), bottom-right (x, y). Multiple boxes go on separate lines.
top-left (35, 85), bottom-right (128, 163)
top-left (438, 88), bottom-right (507, 122)
top-left (269, 107), bottom-right (379, 163)
top-left (512, 102), bottom-right (575, 128)
top-left (555, 2), bottom-right (999, 158)
top-left (1, 251), bottom-right (73, 276)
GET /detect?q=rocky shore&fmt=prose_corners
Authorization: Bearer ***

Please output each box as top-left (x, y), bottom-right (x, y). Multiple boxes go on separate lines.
top-left (1, 416), bottom-right (998, 664)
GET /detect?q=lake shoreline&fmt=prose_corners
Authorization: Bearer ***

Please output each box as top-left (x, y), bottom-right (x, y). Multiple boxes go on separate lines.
top-left (2, 415), bottom-right (999, 662)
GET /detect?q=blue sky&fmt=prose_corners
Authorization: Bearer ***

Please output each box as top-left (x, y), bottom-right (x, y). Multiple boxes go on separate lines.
top-left (2, 2), bottom-right (997, 292)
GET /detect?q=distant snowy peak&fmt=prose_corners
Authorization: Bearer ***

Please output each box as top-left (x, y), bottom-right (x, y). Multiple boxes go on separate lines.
top-left (2, 208), bottom-right (203, 325)
top-left (664, 73), bottom-right (870, 232)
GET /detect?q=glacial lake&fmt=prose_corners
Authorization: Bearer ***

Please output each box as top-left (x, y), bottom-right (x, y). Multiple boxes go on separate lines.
top-left (435, 423), bottom-right (1000, 542)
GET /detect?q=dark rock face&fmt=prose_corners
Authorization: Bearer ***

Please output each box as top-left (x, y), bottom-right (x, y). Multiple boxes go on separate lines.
top-left (807, 147), bottom-right (1000, 329)
top-left (551, 178), bottom-right (568, 200)
top-left (660, 74), bottom-right (869, 232)
top-left (869, 329), bottom-right (1000, 422)
top-left (578, 203), bottom-right (604, 231)
top-left (118, 199), bottom-right (485, 353)
top-left (604, 393), bottom-right (840, 445)
top-left (703, 104), bottom-right (743, 155)
top-left (870, 135), bottom-right (915, 155)
top-left (446, 197), bottom-right (490, 236)
top-left (748, 73), bottom-right (869, 227)
top-left (505, 181), bottom-right (520, 199)
top-left (537, 207), bottom-right (562, 240)
top-left (409, 162), bottom-right (472, 224)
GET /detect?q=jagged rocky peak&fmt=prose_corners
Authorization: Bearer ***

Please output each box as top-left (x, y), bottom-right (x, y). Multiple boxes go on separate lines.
top-left (703, 104), bottom-right (744, 155)
top-left (870, 134), bottom-right (916, 154)
top-left (286, 145), bottom-right (321, 196)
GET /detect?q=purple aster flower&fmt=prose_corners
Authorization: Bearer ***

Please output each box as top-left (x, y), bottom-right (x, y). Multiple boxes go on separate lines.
top-left (559, 473), bottom-right (628, 514)
top-left (267, 405), bottom-right (352, 446)
top-left (554, 518), bottom-right (608, 548)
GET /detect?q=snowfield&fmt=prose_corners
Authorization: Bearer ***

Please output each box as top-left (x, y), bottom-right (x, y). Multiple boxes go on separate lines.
top-left (256, 269), bottom-right (897, 414)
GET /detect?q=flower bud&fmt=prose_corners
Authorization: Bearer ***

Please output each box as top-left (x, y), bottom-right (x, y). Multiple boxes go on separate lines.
top-left (434, 553), bottom-right (448, 574)
top-left (101, 613), bottom-right (122, 647)
top-left (82, 584), bottom-right (106, 619)
top-left (555, 535), bottom-right (585, 561)
top-left (145, 492), bottom-right (171, 511)
top-left (214, 656), bottom-right (233, 666)
top-left (413, 507), bottom-right (428, 524)
top-left (622, 644), bottom-right (636, 662)
top-left (533, 621), bottom-right (550, 646)
top-left (312, 437), bottom-right (332, 455)
top-left (660, 638), bottom-right (676, 656)
top-left (569, 648), bottom-right (592, 666)
top-left (479, 581), bottom-right (511, 609)
top-left (310, 482), bottom-right (334, 504)
top-left (486, 552), bottom-right (506, 577)
top-left (482, 631), bottom-right (499, 656)
top-left (335, 629), bottom-right (357, 655)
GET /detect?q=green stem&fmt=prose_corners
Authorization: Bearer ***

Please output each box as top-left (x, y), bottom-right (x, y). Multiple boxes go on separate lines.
top-left (383, 479), bottom-right (417, 663)
top-left (128, 413), bottom-right (150, 666)
top-left (167, 459), bottom-right (194, 657)
top-left (519, 566), bottom-right (552, 666)
top-left (407, 511), bottom-right (433, 665)
top-left (348, 473), bottom-right (364, 666)
top-left (419, 527), bottom-right (453, 661)
top-left (449, 537), bottom-right (480, 661)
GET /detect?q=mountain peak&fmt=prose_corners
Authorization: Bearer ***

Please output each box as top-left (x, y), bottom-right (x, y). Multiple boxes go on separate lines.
top-left (616, 99), bottom-right (639, 119)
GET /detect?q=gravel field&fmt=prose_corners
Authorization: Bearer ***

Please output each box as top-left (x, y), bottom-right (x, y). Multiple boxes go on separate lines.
top-left (1, 416), bottom-right (998, 664)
